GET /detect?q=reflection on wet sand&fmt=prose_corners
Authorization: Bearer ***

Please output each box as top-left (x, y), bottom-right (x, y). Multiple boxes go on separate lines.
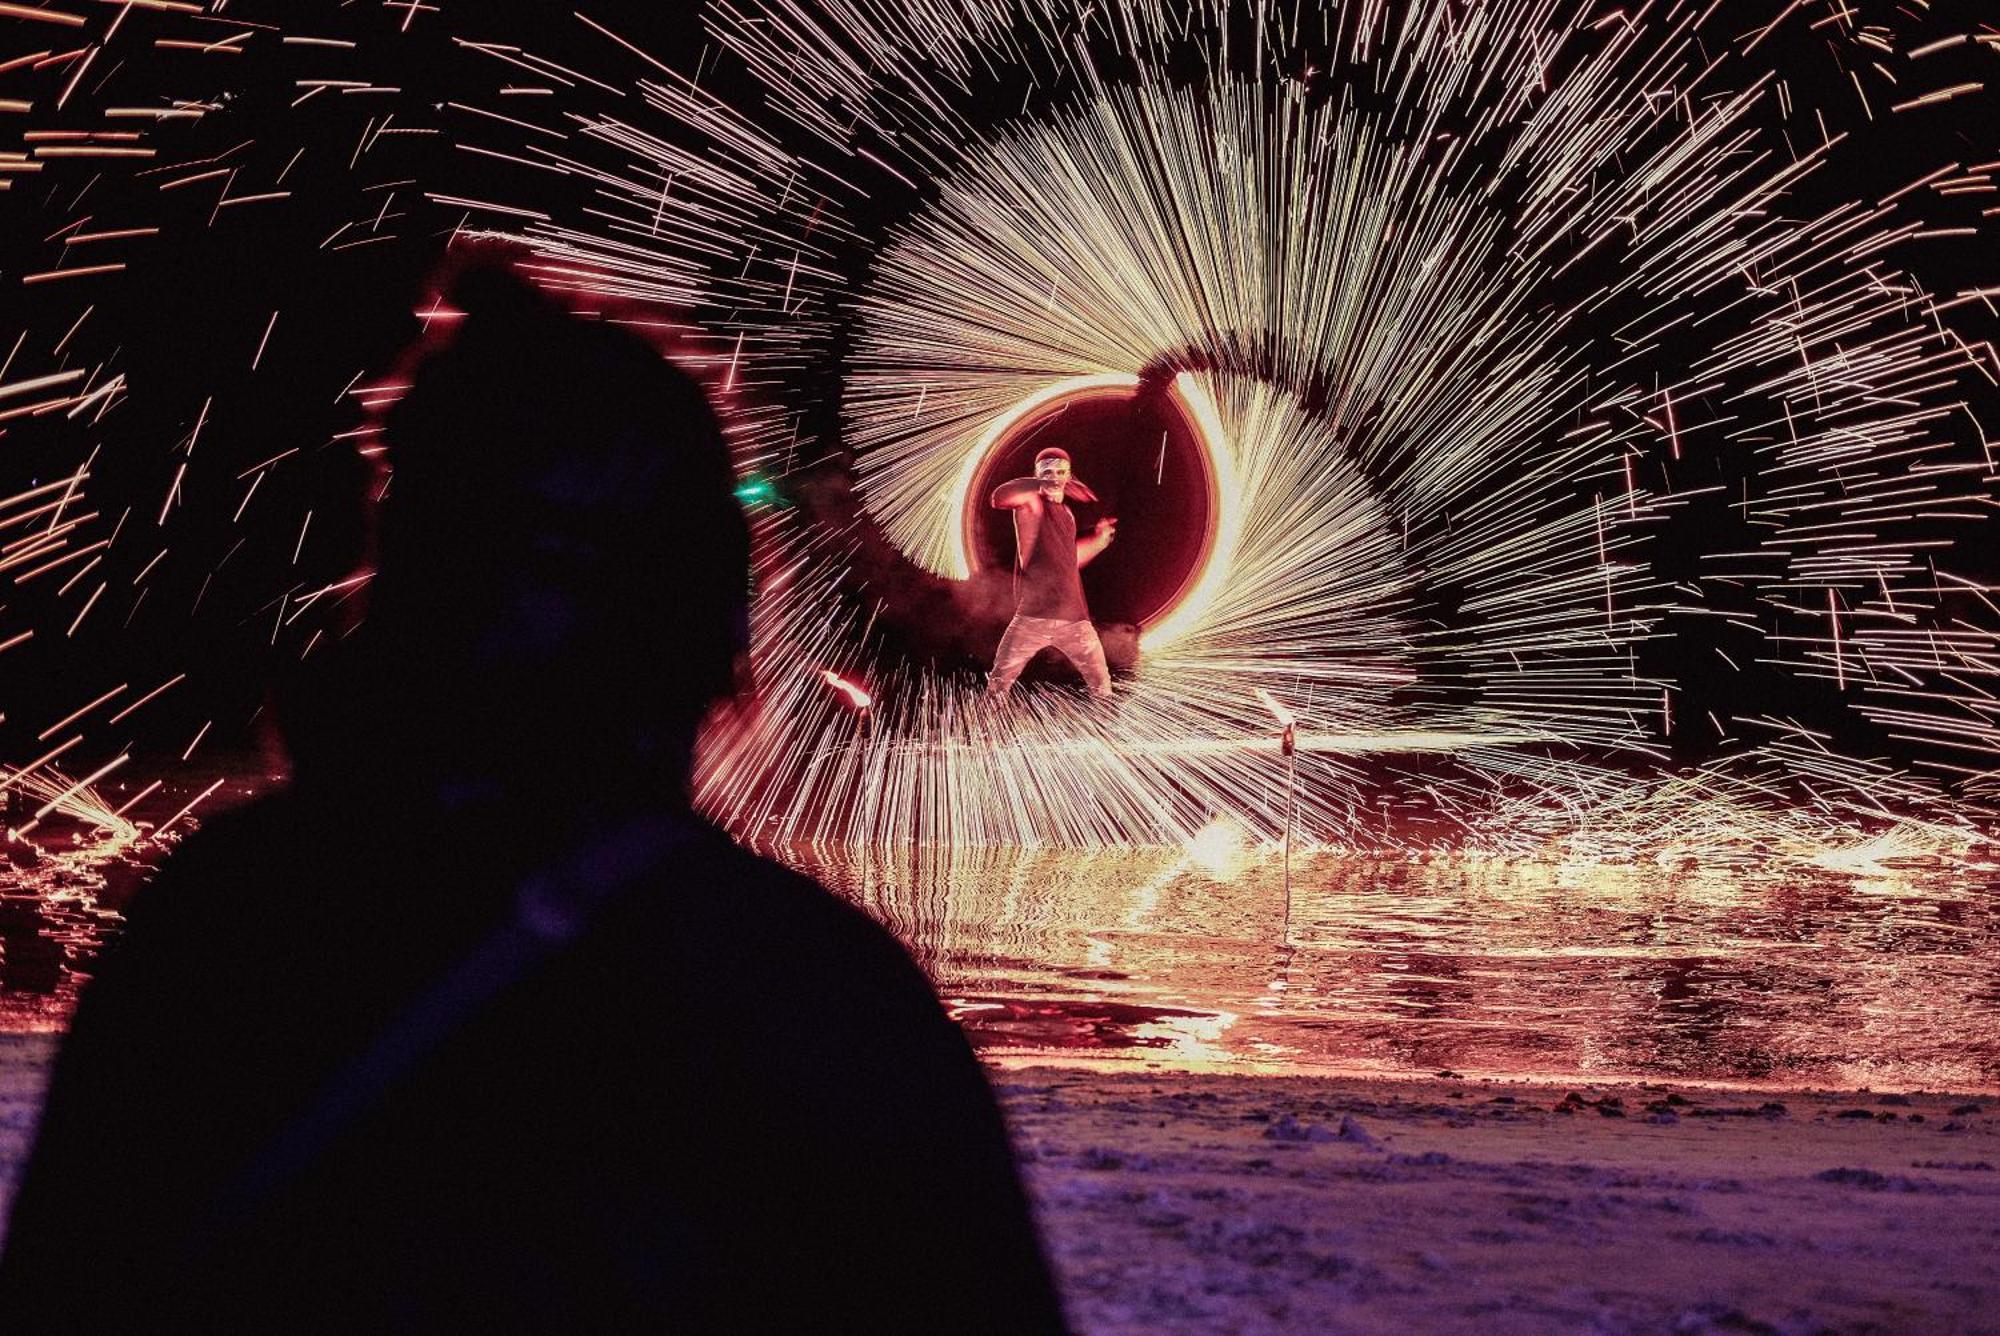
top-left (0, 764), bottom-right (265, 1031)
top-left (0, 842), bottom-right (143, 1031)
top-left (790, 843), bottom-right (2000, 1090)
top-left (1, 802), bottom-right (1995, 1089)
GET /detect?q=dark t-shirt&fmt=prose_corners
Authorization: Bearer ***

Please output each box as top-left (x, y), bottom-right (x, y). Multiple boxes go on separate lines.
top-left (1014, 498), bottom-right (1088, 621)
top-left (0, 794), bottom-right (1065, 1334)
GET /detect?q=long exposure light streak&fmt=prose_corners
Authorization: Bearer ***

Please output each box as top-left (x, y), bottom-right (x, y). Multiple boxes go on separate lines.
top-left (660, 0), bottom-right (2000, 852)
top-left (649, 0), bottom-right (1997, 852)
top-left (0, 0), bottom-right (1994, 863)
top-left (2, 763), bottom-right (137, 845)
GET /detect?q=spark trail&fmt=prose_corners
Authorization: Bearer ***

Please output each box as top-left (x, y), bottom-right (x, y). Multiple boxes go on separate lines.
top-left (1, 1), bottom-right (1995, 861)
top-left (547, 1), bottom-right (1998, 852)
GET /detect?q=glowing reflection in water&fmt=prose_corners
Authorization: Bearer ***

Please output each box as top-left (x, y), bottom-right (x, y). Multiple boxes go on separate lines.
top-left (3, 788), bottom-right (1995, 1092)
top-left (788, 843), bottom-right (2000, 1091)
top-left (0, 839), bottom-right (146, 1031)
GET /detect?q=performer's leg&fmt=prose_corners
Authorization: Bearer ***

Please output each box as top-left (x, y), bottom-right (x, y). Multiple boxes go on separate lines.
top-left (987, 615), bottom-right (1057, 698)
top-left (1052, 619), bottom-right (1113, 698)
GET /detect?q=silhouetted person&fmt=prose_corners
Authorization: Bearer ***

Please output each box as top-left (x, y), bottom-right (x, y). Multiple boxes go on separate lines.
top-left (0, 261), bottom-right (1066, 1334)
top-left (987, 448), bottom-right (1116, 699)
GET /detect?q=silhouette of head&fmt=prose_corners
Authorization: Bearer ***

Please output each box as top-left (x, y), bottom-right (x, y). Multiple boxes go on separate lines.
top-left (312, 257), bottom-right (749, 803)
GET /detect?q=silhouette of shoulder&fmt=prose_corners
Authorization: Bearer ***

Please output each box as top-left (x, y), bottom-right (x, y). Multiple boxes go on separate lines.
top-left (3, 793), bottom-right (1066, 1333)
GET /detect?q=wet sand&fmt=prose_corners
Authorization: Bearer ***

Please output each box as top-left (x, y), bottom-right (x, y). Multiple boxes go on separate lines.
top-left (1, 1035), bottom-right (1993, 1332)
top-left (994, 1065), bottom-right (2000, 1333)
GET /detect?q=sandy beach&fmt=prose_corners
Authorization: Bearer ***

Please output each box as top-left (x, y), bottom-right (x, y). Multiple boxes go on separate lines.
top-left (995, 1066), bottom-right (2000, 1333)
top-left (0, 1036), bottom-right (1991, 1332)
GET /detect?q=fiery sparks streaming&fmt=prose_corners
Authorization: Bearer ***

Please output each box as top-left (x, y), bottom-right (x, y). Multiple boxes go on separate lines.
top-left (1, 1), bottom-right (1997, 863)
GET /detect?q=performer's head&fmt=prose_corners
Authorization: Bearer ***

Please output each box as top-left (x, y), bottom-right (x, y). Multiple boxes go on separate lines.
top-left (1034, 447), bottom-right (1072, 499)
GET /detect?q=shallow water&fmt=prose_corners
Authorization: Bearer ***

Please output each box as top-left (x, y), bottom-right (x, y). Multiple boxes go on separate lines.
top-left (0, 844), bottom-right (143, 1032)
top-left (787, 843), bottom-right (2000, 1092)
top-left (4, 789), bottom-right (1998, 1090)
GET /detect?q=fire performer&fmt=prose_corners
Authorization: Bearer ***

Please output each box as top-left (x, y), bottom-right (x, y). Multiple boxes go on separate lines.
top-left (987, 446), bottom-right (1118, 699)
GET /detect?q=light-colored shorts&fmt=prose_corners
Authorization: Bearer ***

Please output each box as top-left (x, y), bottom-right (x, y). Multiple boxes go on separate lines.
top-left (987, 614), bottom-right (1111, 698)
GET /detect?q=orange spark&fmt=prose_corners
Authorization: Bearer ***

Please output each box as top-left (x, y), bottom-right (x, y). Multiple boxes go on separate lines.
top-left (819, 670), bottom-right (872, 711)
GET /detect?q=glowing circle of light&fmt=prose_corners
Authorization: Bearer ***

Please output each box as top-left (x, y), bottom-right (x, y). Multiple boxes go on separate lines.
top-left (1143, 374), bottom-right (1242, 659)
top-left (951, 372), bottom-right (1240, 655)
top-left (946, 372), bottom-right (1139, 582)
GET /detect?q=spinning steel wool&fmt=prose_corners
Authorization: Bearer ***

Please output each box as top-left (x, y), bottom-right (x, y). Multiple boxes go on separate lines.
top-left (1, 1), bottom-right (1995, 857)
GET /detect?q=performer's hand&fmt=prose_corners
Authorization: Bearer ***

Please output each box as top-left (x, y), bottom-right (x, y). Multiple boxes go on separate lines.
top-left (1095, 517), bottom-right (1118, 543)
top-left (1065, 477), bottom-right (1100, 504)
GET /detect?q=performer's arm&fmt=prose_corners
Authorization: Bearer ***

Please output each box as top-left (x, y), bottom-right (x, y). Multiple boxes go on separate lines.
top-left (1077, 516), bottom-right (1117, 567)
top-left (989, 478), bottom-right (1043, 509)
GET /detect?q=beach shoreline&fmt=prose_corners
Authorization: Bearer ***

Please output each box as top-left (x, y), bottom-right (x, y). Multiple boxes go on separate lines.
top-left (997, 1064), bottom-right (2000, 1333)
top-left (2, 1035), bottom-right (1994, 1332)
